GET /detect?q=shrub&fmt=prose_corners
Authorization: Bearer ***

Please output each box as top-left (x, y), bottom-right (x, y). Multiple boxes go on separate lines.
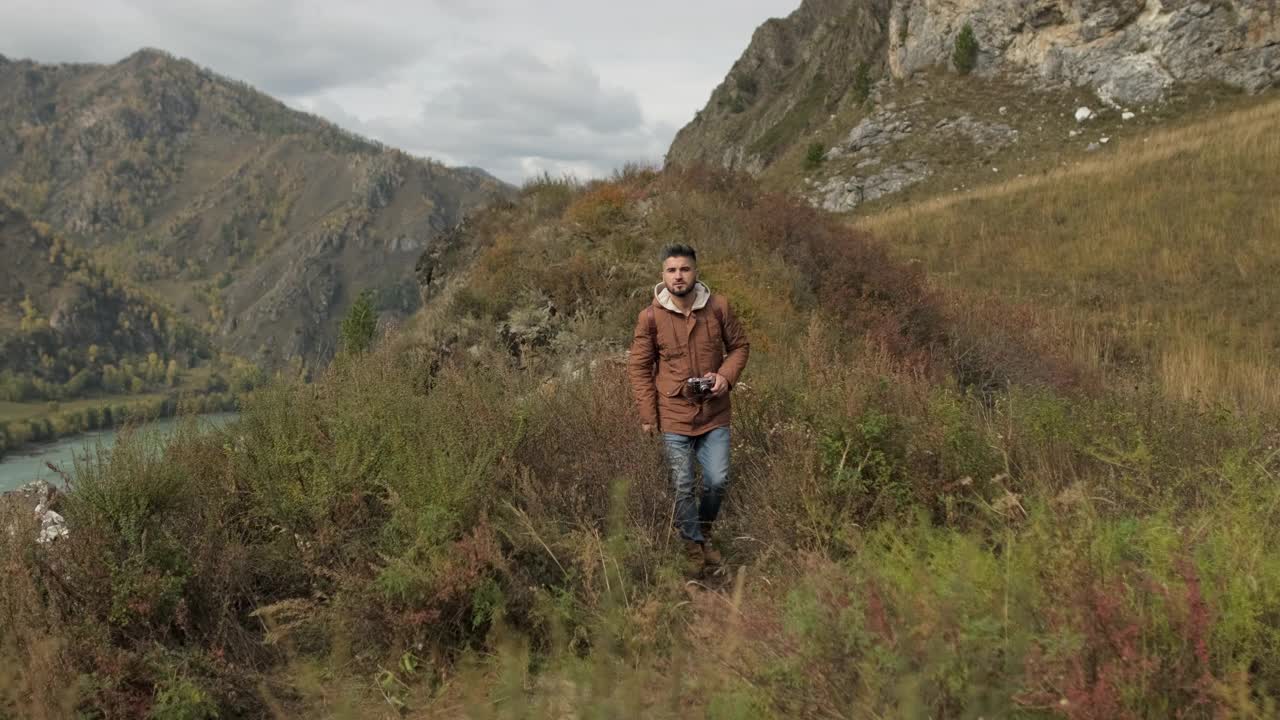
top-left (564, 182), bottom-right (632, 233)
top-left (521, 172), bottom-right (578, 219)
top-left (953, 23), bottom-right (979, 75)
top-left (150, 675), bottom-right (218, 720)
top-left (340, 290), bottom-right (378, 354)
top-left (802, 141), bottom-right (826, 170)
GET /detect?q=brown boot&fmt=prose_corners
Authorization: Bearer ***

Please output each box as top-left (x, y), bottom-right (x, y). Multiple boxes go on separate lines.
top-left (682, 538), bottom-right (705, 575)
top-left (702, 526), bottom-right (723, 567)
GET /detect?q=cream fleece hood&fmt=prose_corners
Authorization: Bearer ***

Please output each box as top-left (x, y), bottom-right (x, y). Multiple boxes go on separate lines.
top-left (653, 281), bottom-right (710, 315)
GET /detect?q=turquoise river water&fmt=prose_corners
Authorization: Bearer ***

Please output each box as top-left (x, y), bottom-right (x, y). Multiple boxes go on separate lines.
top-left (0, 412), bottom-right (240, 492)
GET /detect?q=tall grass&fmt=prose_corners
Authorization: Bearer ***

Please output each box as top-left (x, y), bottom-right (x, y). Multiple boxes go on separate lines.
top-left (857, 96), bottom-right (1280, 414)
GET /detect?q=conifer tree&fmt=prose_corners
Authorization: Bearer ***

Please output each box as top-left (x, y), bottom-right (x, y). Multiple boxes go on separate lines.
top-left (953, 23), bottom-right (979, 75)
top-left (341, 291), bottom-right (378, 354)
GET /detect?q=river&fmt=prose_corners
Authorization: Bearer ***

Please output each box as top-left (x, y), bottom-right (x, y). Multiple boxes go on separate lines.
top-left (0, 412), bottom-right (241, 493)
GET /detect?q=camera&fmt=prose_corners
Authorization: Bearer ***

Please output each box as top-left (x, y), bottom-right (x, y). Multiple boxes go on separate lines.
top-left (685, 377), bottom-right (715, 395)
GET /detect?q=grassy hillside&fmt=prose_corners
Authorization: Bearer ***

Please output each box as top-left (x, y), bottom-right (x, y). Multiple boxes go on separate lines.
top-left (2, 161), bottom-right (1277, 718)
top-left (858, 95), bottom-right (1280, 414)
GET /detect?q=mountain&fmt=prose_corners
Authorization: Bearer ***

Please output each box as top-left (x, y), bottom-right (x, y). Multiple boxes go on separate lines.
top-left (0, 197), bottom-right (211, 400)
top-left (667, 0), bottom-right (1279, 208)
top-left (0, 48), bottom-right (511, 367)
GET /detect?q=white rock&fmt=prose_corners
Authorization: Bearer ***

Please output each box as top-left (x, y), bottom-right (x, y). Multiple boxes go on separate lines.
top-left (1096, 55), bottom-right (1174, 107)
top-left (1100, 137), bottom-right (1111, 144)
top-left (1069, 129), bottom-right (1080, 137)
top-left (998, 106), bottom-right (1008, 115)
top-left (4, 481), bottom-right (69, 543)
top-left (1122, 111), bottom-right (1136, 120)
top-left (38, 510), bottom-right (68, 544)
top-left (1075, 107), bottom-right (1094, 122)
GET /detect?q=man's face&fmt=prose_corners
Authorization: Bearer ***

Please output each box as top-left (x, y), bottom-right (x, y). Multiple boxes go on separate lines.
top-left (662, 255), bottom-right (698, 297)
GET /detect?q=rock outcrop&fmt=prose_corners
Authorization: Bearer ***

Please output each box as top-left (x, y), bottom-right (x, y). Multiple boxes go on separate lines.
top-left (2, 480), bottom-right (68, 543)
top-left (668, 0), bottom-right (1278, 175)
top-left (890, 0), bottom-right (1278, 104)
top-left (808, 108), bottom-right (1019, 211)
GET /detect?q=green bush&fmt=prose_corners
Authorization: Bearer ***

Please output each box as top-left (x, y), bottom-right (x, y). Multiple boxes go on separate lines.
top-left (953, 23), bottom-right (979, 75)
top-left (803, 141), bottom-right (826, 171)
top-left (340, 290), bottom-right (378, 354)
top-left (149, 675), bottom-right (218, 720)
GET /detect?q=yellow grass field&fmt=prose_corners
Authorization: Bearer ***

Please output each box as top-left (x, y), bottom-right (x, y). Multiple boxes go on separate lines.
top-left (857, 96), bottom-right (1280, 412)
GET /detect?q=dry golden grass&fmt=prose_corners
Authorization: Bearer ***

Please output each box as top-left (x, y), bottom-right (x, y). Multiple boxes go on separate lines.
top-left (857, 95), bottom-right (1280, 413)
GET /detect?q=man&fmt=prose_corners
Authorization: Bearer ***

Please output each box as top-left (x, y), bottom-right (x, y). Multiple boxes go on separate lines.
top-left (627, 244), bottom-right (750, 574)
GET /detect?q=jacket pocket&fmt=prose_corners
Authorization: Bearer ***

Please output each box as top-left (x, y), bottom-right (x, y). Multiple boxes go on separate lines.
top-left (656, 375), bottom-right (686, 398)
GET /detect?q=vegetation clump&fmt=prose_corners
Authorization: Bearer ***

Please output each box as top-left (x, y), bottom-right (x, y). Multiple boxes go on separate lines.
top-left (803, 142), bottom-right (826, 170)
top-left (339, 291), bottom-right (378, 354)
top-left (953, 22), bottom-right (979, 75)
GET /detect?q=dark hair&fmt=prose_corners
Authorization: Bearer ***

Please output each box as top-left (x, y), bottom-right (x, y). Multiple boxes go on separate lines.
top-left (659, 243), bottom-right (697, 265)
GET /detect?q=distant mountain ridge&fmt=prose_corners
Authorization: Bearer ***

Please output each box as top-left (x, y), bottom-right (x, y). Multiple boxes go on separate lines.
top-left (0, 48), bottom-right (511, 367)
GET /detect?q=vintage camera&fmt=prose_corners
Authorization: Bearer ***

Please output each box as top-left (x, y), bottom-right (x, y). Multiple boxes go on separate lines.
top-left (685, 377), bottom-right (715, 395)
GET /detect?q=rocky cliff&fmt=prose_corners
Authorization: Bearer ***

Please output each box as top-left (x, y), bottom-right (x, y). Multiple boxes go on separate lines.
top-left (0, 49), bottom-right (511, 368)
top-left (668, 0), bottom-right (1278, 176)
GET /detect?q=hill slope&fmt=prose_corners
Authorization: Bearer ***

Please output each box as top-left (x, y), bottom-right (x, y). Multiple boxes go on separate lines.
top-left (859, 95), bottom-right (1280, 412)
top-left (3, 166), bottom-right (1278, 719)
top-left (0, 49), bottom-right (510, 367)
top-left (668, 0), bottom-right (1278, 210)
top-left (0, 197), bottom-right (211, 400)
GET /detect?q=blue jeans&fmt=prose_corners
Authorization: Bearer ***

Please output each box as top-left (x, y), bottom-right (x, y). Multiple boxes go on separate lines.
top-left (661, 427), bottom-right (731, 544)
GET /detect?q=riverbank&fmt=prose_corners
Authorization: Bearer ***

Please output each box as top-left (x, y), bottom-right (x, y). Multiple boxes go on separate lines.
top-left (0, 390), bottom-right (239, 461)
top-left (0, 410), bottom-right (242, 492)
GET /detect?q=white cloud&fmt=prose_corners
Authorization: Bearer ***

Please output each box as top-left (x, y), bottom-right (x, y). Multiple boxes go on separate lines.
top-left (0, 0), bottom-right (800, 182)
top-left (358, 50), bottom-right (668, 181)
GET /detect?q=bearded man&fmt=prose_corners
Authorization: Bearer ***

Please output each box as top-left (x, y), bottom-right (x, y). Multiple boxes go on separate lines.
top-left (627, 244), bottom-right (750, 574)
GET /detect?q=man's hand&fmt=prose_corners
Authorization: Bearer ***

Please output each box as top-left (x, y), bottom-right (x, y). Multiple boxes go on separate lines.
top-left (642, 423), bottom-right (656, 436)
top-left (703, 372), bottom-right (729, 398)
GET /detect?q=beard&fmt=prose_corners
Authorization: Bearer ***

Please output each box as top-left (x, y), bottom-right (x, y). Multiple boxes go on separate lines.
top-left (668, 281), bottom-right (694, 297)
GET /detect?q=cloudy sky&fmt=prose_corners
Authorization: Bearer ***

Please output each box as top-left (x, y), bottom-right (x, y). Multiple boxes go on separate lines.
top-left (0, 0), bottom-right (800, 182)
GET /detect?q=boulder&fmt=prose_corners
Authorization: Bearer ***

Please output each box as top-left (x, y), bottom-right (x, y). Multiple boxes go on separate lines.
top-left (1096, 54), bottom-right (1174, 107)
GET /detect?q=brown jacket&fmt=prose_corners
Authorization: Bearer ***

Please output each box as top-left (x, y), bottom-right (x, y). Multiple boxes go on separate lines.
top-left (627, 281), bottom-right (750, 436)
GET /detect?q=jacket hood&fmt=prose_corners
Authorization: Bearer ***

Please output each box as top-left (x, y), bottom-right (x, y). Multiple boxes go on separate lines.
top-left (653, 281), bottom-right (710, 314)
